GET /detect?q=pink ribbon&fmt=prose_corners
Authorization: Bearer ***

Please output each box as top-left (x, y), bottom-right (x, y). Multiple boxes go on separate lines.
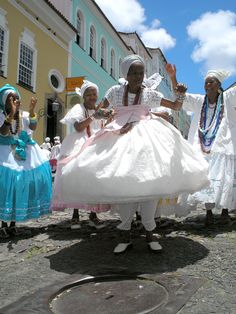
top-left (59, 105), bottom-right (150, 165)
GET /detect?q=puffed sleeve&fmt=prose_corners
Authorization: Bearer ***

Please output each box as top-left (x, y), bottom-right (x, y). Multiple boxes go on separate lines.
top-left (183, 93), bottom-right (204, 113)
top-left (21, 111), bottom-right (33, 135)
top-left (224, 86), bottom-right (236, 125)
top-left (60, 104), bottom-right (85, 125)
top-left (0, 111), bottom-right (5, 127)
top-left (104, 85), bottom-right (120, 106)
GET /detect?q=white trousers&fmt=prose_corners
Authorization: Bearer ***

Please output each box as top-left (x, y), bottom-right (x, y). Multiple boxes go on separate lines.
top-left (117, 200), bottom-right (157, 231)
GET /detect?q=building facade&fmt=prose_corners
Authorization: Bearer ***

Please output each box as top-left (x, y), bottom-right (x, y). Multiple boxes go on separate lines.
top-left (148, 48), bottom-right (190, 138)
top-left (0, 0), bottom-right (76, 143)
top-left (118, 32), bottom-right (152, 77)
top-left (1, 0), bottom-right (190, 141)
top-left (69, 0), bottom-right (131, 101)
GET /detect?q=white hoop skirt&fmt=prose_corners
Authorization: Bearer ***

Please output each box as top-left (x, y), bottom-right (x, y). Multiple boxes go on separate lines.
top-left (58, 105), bottom-right (209, 205)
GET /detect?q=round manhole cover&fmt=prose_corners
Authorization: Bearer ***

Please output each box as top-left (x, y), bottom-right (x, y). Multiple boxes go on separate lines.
top-left (50, 276), bottom-right (168, 314)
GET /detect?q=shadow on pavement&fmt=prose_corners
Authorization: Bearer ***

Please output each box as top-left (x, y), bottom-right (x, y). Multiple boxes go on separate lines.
top-left (168, 214), bottom-right (236, 238)
top-left (47, 234), bottom-right (209, 276)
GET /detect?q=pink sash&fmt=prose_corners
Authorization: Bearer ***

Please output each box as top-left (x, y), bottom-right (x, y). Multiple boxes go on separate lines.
top-left (59, 105), bottom-right (150, 165)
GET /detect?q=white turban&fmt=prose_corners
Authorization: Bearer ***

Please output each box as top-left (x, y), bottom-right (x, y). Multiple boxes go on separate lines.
top-left (75, 80), bottom-right (99, 98)
top-left (121, 54), bottom-right (145, 79)
top-left (205, 70), bottom-right (230, 83)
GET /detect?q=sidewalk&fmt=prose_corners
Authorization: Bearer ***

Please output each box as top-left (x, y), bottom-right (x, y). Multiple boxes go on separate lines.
top-left (0, 209), bottom-right (236, 313)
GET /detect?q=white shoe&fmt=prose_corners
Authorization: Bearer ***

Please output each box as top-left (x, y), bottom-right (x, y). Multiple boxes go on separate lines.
top-left (70, 219), bottom-right (81, 230)
top-left (88, 220), bottom-right (106, 229)
top-left (113, 242), bottom-right (132, 254)
top-left (147, 241), bottom-right (162, 252)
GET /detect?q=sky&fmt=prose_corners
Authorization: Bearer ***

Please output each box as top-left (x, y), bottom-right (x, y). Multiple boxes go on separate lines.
top-left (95, 0), bottom-right (236, 94)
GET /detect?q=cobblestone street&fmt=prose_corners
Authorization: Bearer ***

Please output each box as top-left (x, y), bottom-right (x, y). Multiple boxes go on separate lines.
top-left (0, 208), bottom-right (236, 313)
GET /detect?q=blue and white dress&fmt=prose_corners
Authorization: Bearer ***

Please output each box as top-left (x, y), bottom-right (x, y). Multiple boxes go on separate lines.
top-left (0, 110), bottom-right (52, 222)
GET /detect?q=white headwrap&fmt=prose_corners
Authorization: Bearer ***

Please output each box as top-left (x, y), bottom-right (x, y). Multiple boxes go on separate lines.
top-left (75, 80), bottom-right (99, 98)
top-left (205, 70), bottom-right (230, 83)
top-left (121, 54), bottom-right (145, 79)
top-left (2, 90), bottom-right (13, 107)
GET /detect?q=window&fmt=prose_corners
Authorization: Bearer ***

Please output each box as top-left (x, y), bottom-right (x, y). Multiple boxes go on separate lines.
top-left (100, 38), bottom-right (106, 69)
top-left (48, 69), bottom-right (65, 93)
top-left (0, 27), bottom-right (5, 76)
top-left (110, 49), bottom-right (115, 78)
top-left (76, 10), bottom-right (84, 48)
top-left (18, 28), bottom-right (37, 91)
top-left (89, 26), bottom-right (96, 60)
top-left (119, 58), bottom-right (122, 78)
top-left (18, 43), bottom-right (34, 90)
top-left (0, 8), bottom-right (9, 77)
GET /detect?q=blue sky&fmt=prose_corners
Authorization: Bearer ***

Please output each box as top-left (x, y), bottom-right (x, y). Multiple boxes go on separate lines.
top-left (95, 0), bottom-right (236, 94)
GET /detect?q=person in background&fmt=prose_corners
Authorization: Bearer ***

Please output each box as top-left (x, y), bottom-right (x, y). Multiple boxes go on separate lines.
top-left (52, 80), bottom-right (112, 230)
top-left (166, 64), bottom-right (236, 226)
top-left (49, 136), bottom-right (61, 173)
top-left (40, 137), bottom-right (51, 151)
top-left (0, 84), bottom-right (52, 238)
top-left (40, 137), bottom-right (51, 160)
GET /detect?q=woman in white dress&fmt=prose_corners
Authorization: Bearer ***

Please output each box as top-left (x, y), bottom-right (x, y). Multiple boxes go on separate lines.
top-left (59, 55), bottom-right (209, 254)
top-left (52, 80), bottom-right (112, 229)
top-left (167, 64), bottom-right (236, 225)
top-left (0, 84), bottom-right (52, 238)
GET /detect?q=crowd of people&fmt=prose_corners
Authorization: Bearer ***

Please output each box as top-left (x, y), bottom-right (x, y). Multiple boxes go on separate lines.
top-left (0, 54), bottom-right (235, 254)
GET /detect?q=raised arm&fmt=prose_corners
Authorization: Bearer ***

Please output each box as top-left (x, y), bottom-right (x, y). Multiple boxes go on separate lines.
top-left (166, 64), bottom-right (178, 90)
top-left (160, 83), bottom-right (187, 111)
top-left (74, 106), bottom-right (113, 133)
top-left (28, 97), bottom-right (38, 131)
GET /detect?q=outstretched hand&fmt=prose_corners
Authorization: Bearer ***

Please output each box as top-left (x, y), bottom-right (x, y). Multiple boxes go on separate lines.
top-left (93, 108), bottom-right (115, 119)
top-left (29, 97), bottom-right (37, 114)
top-left (175, 83), bottom-right (187, 94)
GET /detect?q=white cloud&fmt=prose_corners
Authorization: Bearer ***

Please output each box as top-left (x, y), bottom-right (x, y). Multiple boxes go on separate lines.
top-left (187, 10), bottom-right (236, 75)
top-left (95, 0), bottom-right (145, 32)
top-left (141, 27), bottom-right (176, 50)
top-left (95, 0), bottom-right (176, 51)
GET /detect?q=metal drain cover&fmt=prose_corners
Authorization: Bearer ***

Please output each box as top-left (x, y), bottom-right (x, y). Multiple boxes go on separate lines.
top-left (1, 274), bottom-right (205, 314)
top-left (50, 277), bottom-right (167, 314)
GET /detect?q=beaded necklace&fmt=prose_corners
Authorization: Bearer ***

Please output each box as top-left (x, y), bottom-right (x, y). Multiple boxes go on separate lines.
top-left (122, 85), bottom-right (143, 106)
top-left (9, 111), bottom-right (20, 135)
top-left (83, 105), bottom-right (91, 138)
top-left (198, 93), bottom-right (224, 153)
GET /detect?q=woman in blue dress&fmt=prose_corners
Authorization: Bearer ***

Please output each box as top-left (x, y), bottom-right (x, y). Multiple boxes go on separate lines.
top-left (0, 84), bottom-right (52, 238)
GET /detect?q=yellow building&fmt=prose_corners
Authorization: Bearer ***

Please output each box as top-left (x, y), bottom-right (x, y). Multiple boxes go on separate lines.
top-left (0, 0), bottom-right (76, 143)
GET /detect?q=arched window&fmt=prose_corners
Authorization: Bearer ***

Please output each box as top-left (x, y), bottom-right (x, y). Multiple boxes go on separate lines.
top-left (89, 25), bottom-right (96, 60)
top-left (119, 58), bottom-right (122, 78)
top-left (100, 37), bottom-right (106, 69)
top-left (0, 8), bottom-right (9, 77)
top-left (110, 49), bottom-right (115, 78)
top-left (76, 10), bottom-right (84, 48)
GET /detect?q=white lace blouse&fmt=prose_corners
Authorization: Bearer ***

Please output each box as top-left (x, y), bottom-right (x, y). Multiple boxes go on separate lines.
top-left (105, 85), bottom-right (163, 109)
